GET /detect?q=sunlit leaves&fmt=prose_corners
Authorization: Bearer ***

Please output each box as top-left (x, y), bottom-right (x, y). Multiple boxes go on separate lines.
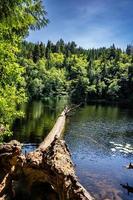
top-left (0, 0), bottom-right (49, 38)
top-left (0, 0), bottom-right (48, 140)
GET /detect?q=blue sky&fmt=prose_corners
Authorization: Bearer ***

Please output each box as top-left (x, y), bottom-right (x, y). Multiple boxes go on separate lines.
top-left (27, 0), bottom-right (133, 49)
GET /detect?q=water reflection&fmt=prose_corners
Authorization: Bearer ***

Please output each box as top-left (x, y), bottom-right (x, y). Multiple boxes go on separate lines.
top-left (7, 101), bottom-right (133, 199)
top-left (120, 183), bottom-right (133, 195)
top-left (65, 104), bottom-right (133, 200)
top-left (10, 97), bottom-right (68, 144)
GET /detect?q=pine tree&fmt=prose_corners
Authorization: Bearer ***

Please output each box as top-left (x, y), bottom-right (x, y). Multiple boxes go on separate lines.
top-left (45, 40), bottom-right (52, 59)
top-left (40, 42), bottom-right (45, 58)
top-left (33, 43), bottom-right (41, 63)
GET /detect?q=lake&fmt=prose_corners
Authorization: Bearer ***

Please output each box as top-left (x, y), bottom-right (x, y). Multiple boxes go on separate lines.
top-left (10, 99), bottom-right (133, 200)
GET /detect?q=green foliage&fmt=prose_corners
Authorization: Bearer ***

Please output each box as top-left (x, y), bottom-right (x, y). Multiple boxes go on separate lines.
top-left (0, 38), bottom-right (27, 137)
top-left (0, 0), bottom-right (48, 140)
top-left (45, 67), bottom-right (66, 96)
top-left (22, 40), bottom-right (133, 104)
top-left (49, 53), bottom-right (64, 68)
top-left (23, 58), bottom-right (66, 98)
top-left (0, 0), bottom-right (49, 38)
top-left (107, 79), bottom-right (120, 99)
top-left (1, 0), bottom-right (132, 142)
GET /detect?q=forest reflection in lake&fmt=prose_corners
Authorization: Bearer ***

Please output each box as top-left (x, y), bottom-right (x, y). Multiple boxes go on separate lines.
top-left (10, 97), bottom-right (68, 146)
top-left (10, 100), bottom-right (133, 200)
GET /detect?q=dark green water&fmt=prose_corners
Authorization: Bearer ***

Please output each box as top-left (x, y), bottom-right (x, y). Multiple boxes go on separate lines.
top-left (10, 97), bottom-right (68, 152)
top-left (10, 100), bottom-right (133, 200)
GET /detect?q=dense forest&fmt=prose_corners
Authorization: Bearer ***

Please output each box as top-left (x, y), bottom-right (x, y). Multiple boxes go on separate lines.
top-left (21, 40), bottom-right (133, 104)
top-left (0, 0), bottom-right (133, 140)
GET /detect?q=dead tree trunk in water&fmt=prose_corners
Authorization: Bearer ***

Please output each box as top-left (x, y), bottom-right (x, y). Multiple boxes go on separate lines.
top-left (0, 107), bottom-right (95, 200)
top-left (39, 107), bottom-right (68, 151)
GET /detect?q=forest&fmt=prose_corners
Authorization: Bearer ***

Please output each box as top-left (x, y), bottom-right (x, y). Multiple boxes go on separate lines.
top-left (21, 40), bottom-right (133, 103)
top-left (0, 0), bottom-right (133, 140)
top-left (0, 1), bottom-right (133, 200)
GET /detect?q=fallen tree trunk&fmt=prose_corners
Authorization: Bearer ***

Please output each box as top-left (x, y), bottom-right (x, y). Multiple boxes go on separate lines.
top-left (0, 107), bottom-right (95, 200)
top-left (39, 107), bottom-right (68, 151)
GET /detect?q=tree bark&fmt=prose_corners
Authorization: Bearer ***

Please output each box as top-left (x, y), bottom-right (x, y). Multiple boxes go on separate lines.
top-left (39, 107), bottom-right (68, 151)
top-left (0, 108), bottom-right (95, 200)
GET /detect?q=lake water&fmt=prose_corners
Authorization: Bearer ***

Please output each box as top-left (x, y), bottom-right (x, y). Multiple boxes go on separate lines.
top-left (10, 100), bottom-right (133, 200)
